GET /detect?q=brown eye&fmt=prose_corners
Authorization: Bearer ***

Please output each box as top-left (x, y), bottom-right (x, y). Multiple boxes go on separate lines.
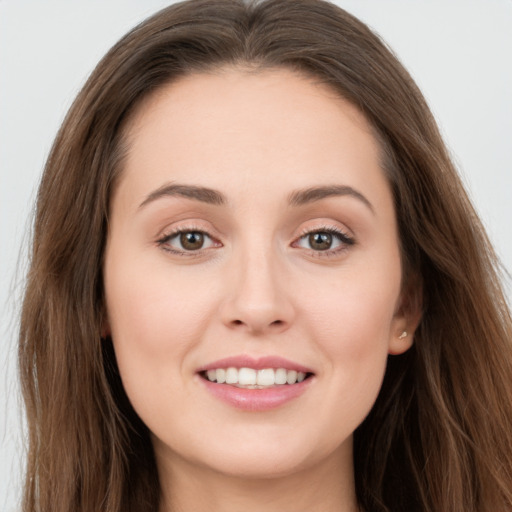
top-left (158, 229), bottom-right (217, 254)
top-left (180, 231), bottom-right (205, 250)
top-left (308, 232), bottom-right (333, 251)
top-left (294, 228), bottom-right (354, 255)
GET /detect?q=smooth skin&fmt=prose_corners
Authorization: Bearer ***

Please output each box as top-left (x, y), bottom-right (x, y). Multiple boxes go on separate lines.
top-left (103, 67), bottom-right (419, 512)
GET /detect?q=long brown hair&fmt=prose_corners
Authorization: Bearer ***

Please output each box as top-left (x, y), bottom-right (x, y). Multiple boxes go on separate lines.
top-left (19, 1), bottom-right (512, 511)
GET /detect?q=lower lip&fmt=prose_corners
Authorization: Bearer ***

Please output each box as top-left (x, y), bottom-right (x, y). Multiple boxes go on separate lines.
top-left (199, 376), bottom-right (313, 411)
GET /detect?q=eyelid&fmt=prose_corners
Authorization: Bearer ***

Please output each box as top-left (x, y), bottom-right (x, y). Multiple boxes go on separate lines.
top-left (292, 223), bottom-right (355, 257)
top-left (154, 220), bottom-right (355, 258)
top-left (156, 224), bottom-right (222, 256)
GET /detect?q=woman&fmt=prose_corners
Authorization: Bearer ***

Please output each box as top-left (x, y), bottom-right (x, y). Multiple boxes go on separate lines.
top-left (18, 1), bottom-right (512, 511)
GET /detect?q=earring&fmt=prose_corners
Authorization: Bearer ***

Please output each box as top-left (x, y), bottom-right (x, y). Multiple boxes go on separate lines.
top-left (398, 331), bottom-right (408, 339)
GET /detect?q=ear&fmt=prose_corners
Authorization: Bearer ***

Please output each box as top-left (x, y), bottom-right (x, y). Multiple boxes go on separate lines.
top-left (388, 274), bottom-right (422, 355)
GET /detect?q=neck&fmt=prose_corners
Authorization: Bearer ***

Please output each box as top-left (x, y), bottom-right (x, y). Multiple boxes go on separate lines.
top-left (157, 446), bottom-right (359, 512)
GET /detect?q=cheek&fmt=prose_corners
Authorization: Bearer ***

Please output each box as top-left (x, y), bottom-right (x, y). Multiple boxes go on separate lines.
top-left (103, 253), bottom-right (215, 407)
top-left (105, 250), bottom-right (211, 348)
top-left (305, 299), bottom-right (392, 440)
top-left (302, 266), bottom-right (400, 351)
top-left (316, 290), bottom-right (391, 391)
top-left (299, 261), bottom-right (401, 409)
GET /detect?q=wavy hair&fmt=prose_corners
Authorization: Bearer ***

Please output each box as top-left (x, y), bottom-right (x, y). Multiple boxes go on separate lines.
top-left (19, 1), bottom-right (512, 511)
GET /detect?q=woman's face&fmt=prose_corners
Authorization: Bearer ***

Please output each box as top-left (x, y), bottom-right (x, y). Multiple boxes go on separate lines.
top-left (103, 68), bottom-right (413, 480)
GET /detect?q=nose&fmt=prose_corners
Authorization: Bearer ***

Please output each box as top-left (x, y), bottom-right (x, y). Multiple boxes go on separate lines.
top-left (220, 248), bottom-right (295, 336)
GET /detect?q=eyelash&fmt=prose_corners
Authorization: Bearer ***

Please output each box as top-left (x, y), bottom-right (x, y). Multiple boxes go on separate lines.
top-left (156, 224), bottom-right (355, 258)
top-left (156, 225), bottom-right (219, 257)
top-left (294, 225), bottom-right (355, 257)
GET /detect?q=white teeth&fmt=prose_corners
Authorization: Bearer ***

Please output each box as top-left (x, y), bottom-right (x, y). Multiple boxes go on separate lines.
top-left (204, 367), bottom-right (309, 387)
top-left (257, 368), bottom-right (275, 386)
top-left (286, 370), bottom-right (297, 385)
top-left (238, 367), bottom-right (257, 385)
top-left (225, 367), bottom-right (238, 384)
top-left (274, 368), bottom-right (287, 385)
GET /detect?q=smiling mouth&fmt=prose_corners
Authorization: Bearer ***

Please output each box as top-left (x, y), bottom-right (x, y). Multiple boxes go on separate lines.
top-left (200, 367), bottom-right (314, 389)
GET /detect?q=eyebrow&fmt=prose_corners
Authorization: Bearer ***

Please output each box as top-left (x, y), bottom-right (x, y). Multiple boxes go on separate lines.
top-left (288, 185), bottom-right (374, 213)
top-left (139, 183), bottom-right (227, 208)
top-left (139, 182), bottom-right (374, 213)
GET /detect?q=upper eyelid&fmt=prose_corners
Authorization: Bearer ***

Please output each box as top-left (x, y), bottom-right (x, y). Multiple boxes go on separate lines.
top-left (158, 227), bottom-right (217, 245)
top-left (296, 224), bottom-right (354, 240)
top-left (157, 221), bottom-right (353, 237)
top-left (156, 228), bottom-right (220, 258)
top-left (155, 221), bottom-right (355, 249)
top-left (296, 229), bottom-right (354, 246)
top-left (156, 220), bottom-right (217, 239)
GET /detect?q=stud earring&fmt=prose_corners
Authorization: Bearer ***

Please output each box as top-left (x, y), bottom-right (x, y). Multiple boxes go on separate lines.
top-left (398, 331), bottom-right (408, 339)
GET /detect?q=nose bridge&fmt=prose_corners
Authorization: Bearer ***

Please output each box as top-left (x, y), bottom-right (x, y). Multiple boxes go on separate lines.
top-left (221, 235), bottom-right (294, 334)
top-left (241, 245), bottom-right (279, 303)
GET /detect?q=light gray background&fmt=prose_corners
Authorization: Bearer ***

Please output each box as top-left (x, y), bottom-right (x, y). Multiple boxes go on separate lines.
top-left (1, 1), bottom-right (511, 510)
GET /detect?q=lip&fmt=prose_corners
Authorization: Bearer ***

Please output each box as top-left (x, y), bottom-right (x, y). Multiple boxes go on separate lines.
top-left (199, 375), bottom-right (313, 411)
top-left (197, 355), bottom-right (314, 374)
top-left (196, 355), bottom-right (315, 411)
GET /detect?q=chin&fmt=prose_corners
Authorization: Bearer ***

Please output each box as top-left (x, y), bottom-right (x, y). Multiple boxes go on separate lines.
top-left (155, 427), bottom-right (351, 482)
top-left (192, 454), bottom-right (313, 481)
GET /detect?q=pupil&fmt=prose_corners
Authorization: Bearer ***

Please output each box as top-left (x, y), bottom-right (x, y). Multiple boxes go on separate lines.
top-left (180, 232), bottom-right (204, 250)
top-left (309, 232), bottom-right (332, 251)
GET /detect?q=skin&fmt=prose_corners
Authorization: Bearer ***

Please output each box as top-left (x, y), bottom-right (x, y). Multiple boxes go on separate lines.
top-left (103, 67), bottom-right (418, 512)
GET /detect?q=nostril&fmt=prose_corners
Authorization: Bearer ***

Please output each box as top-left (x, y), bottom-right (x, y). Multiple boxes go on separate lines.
top-left (227, 317), bottom-right (290, 333)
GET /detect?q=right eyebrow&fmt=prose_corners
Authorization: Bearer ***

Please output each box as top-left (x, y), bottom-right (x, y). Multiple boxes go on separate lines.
top-left (138, 183), bottom-right (227, 209)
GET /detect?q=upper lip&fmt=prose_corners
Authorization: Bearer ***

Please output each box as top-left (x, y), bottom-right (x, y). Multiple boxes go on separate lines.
top-left (197, 355), bottom-right (314, 374)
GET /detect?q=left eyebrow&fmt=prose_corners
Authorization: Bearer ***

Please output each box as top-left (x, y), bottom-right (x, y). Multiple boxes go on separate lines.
top-left (288, 185), bottom-right (375, 214)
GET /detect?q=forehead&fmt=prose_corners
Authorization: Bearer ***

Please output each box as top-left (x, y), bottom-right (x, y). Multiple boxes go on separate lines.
top-left (116, 67), bottom-right (390, 212)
